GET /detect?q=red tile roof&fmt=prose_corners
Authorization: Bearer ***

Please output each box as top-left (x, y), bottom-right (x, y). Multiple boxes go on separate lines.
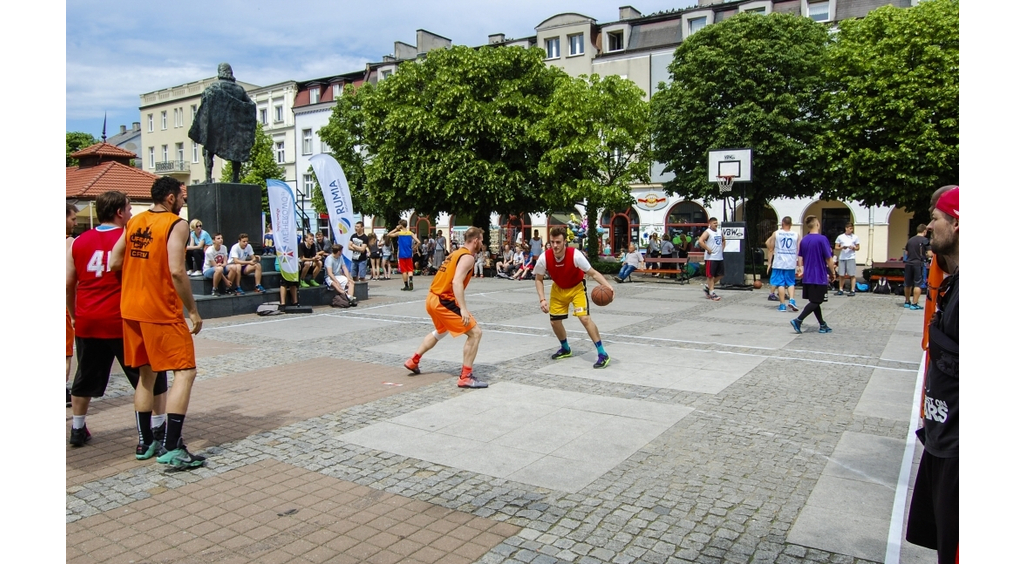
top-left (71, 142), bottom-right (138, 159)
top-left (66, 162), bottom-right (188, 201)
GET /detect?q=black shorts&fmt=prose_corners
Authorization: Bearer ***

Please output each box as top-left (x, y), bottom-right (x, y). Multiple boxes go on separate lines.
top-left (906, 452), bottom-right (958, 563)
top-left (802, 283), bottom-right (828, 304)
top-left (281, 278), bottom-right (300, 288)
top-left (705, 260), bottom-right (725, 278)
top-left (71, 337), bottom-right (168, 398)
top-left (904, 262), bottom-right (924, 288)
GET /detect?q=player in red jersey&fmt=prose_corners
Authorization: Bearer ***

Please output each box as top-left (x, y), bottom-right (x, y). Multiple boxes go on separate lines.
top-left (65, 191), bottom-right (168, 454)
top-left (67, 204), bottom-right (77, 407)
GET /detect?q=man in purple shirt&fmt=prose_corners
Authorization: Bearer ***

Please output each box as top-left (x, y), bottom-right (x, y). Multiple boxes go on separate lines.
top-left (791, 215), bottom-right (836, 334)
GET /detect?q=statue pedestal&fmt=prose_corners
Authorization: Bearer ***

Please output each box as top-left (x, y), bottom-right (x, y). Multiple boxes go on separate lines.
top-left (187, 183), bottom-right (263, 250)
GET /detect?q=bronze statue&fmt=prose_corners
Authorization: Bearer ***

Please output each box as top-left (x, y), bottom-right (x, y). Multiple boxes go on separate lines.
top-left (188, 63), bottom-right (257, 183)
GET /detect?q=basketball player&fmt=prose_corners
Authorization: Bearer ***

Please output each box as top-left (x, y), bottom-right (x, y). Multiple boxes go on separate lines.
top-left (697, 217), bottom-right (724, 301)
top-left (402, 226), bottom-right (487, 388)
top-left (66, 191), bottom-right (169, 452)
top-left (534, 226), bottom-right (615, 369)
top-left (765, 216), bottom-right (800, 313)
top-left (111, 177), bottom-right (205, 470)
top-left (388, 220), bottom-right (420, 291)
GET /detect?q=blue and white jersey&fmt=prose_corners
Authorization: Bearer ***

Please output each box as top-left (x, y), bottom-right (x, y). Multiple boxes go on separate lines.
top-left (773, 230), bottom-right (798, 270)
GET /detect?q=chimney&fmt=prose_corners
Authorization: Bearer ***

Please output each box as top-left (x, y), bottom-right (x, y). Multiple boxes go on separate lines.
top-left (132, 122), bottom-right (140, 131)
top-left (119, 125), bottom-right (127, 134)
top-left (619, 6), bottom-right (642, 20)
top-left (488, 33), bottom-right (505, 44)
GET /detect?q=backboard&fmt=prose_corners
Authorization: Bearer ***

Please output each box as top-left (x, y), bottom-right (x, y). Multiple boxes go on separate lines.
top-left (707, 148), bottom-right (753, 183)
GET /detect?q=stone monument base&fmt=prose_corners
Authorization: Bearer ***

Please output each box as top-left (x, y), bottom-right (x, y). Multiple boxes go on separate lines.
top-left (187, 183), bottom-right (263, 251)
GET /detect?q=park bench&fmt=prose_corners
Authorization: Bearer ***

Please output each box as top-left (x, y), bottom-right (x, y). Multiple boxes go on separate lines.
top-left (636, 252), bottom-right (704, 283)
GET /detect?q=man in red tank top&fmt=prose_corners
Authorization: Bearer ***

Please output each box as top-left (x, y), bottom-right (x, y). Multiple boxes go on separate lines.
top-left (534, 226), bottom-right (616, 368)
top-left (66, 191), bottom-right (169, 450)
top-left (403, 227), bottom-right (488, 388)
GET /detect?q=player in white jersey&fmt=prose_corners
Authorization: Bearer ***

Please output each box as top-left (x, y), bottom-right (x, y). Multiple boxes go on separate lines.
top-left (765, 216), bottom-right (800, 312)
top-left (697, 218), bottom-right (725, 301)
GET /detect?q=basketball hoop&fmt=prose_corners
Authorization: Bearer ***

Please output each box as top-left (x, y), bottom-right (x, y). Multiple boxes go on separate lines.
top-left (717, 175), bottom-right (735, 194)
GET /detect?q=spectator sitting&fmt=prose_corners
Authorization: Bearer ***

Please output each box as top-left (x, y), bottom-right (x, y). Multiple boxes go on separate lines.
top-left (495, 244), bottom-right (513, 276)
top-left (314, 231), bottom-right (331, 257)
top-left (474, 249), bottom-right (486, 278)
top-left (298, 232), bottom-right (323, 287)
top-left (324, 244), bottom-right (358, 305)
top-left (203, 233), bottom-right (237, 295)
top-left (511, 254), bottom-right (536, 281)
top-left (615, 243), bottom-right (646, 283)
top-left (262, 227), bottom-right (276, 255)
top-left (186, 219), bottom-right (213, 276)
top-left (228, 233), bottom-right (265, 294)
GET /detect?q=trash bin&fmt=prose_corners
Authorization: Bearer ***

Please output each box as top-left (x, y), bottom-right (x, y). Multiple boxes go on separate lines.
top-left (751, 247), bottom-right (765, 267)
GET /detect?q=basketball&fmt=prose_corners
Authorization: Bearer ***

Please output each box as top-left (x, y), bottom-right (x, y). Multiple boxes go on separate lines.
top-left (592, 285), bottom-right (613, 306)
top-left (753, 280), bottom-right (763, 289)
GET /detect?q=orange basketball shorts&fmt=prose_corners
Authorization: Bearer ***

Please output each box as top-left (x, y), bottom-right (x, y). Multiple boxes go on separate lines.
top-left (123, 319), bottom-right (196, 372)
top-left (426, 293), bottom-right (476, 337)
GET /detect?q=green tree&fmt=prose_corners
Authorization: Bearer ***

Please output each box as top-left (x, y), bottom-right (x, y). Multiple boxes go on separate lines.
top-left (816, 0), bottom-right (958, 218)
top-left (220, 122), bottom-right (284, 213)
top-left (651, 12), bottom-right (829, 228)
top-left (317, 83), bottom-right (381, 218)
top-left (355, 45), bottom-right (563, 241)
top-left (537, 74), bottom-right (652, 261)
top-left (66, 131), bottom-right (98, 166)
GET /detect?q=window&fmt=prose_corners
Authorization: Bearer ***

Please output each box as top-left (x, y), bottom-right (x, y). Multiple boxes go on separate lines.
top-left (275, 141), bottom-right (285, 163)
top-left (310, 87), bottom-right (320, 105)
top-left (174, 108), bottom-right (183, 127)
top-left (333, 83), bottom-right (343, 98)
top-left (192, 142), bottom-right (199, 163)
top-left (161, 145), bottom-right (168, 161)
top-left (176, 143), bottom-right (184, 162)
top-left (148, 147), bottom-right (154, 168)
top-left (379, 70), bottom-right (393, 80)
top-left (321, 140), bottom-right (329, 153)
top-left (301, 129), bottom-right (313, 155)
top-left (688, 17), bottom-right (707, 35)
top-left (807, 1), bottom-right (829, 22)
top-left (274, 105), bottom-right (283, 122)
top-left (191, 104), bottom-right (197, 121)
top-left (303, 174), bottom-right (314, 197)
top-left (747, 7), bottom-right (767, 15)
top-left (569, 34), bottom-right (584, 56)
top-left (147, 114), bottom-right (153, 132)
top-left (160, 111), bottom-right (167, 130)
top-left (259, 108), bottom-right (268, 125)
top-left (173, 108), bottom-right (178, 128)
top-left (545, 37), bottom-right (560, 59)
top-left (607, 31), bottom-right (624, 52)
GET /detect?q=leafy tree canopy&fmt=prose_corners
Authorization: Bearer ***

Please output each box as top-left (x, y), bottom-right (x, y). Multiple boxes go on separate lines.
top-left (220, 121), bottom-right (284, 214)
top-left (66, 131), bottom-right (98, 166)
top-left (537, 73), bottom-right (652, 260)
top-left (651, 13), bottom-right (829, 208)
top-left (318, 83), bottom-right (380, 217)
top-left (816, 0), bottom-right (958, 215)
top-left (357, 45), bottom-right (564, 229)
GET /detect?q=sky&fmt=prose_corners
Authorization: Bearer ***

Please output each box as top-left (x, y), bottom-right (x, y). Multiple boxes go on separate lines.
top-left (66, 0), bottom-right (696, 138)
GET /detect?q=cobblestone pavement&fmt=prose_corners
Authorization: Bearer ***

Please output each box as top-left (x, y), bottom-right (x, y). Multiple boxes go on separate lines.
top-left (66, 275), bottom-right (930, 563)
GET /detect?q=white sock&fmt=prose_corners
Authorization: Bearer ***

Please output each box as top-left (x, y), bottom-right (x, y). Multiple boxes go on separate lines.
top-left (151, 414), bottom-right (166, 428)
top-left (72, 415), bottom-right (86, 429)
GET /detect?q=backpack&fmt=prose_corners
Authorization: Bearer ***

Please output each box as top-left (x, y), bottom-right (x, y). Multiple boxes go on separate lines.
top-left (256, 302), bottom-right (283, 316)
top-left (872, 277), bottom-right (891, 294)
top-left (331, 292), bottom-right (352, 308)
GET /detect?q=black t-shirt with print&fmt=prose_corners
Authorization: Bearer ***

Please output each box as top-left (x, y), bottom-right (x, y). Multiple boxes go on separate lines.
top-left (350, 233), bottom-right (369, 261)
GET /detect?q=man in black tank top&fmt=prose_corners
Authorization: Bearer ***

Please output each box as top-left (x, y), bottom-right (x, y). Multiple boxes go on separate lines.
top-left (906, 187), bottom-right (958, 563)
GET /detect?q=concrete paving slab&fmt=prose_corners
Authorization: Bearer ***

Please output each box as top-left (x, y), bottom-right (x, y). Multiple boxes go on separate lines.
top-left (631, 287), bottom-right (707, 303)
top-left (804, 475), bottom-right (896, 517)
top-left (501, 312), bottom-right (650, 333)
top-left (881, 331), bottom-right (925, 363)
top-left (821, 431), bottom-right (905, 486)
top-left (589, 296), bottom-right (698, 315)
top-left (355, 298), bottom-right (500, 319)
top-left (473, 287), bottom-right (547, 304)
top-left (338, 383), bottom-right (691, 493)
top-left (788, 504), bottom-right (890, 562)
top-left (699, 302), bottom-right (801, 323)
top-left (644, 320), bottom-right (798, 350)
top-left (895, 309), bottom-right (927, 333)
top-left (536, 346), bottom-right (764, 394)
top-left (855, 367), bottom-right (920, 421)
top-left (216, 314), bottom-right (392, 341)
top-left (366, 330), bottom-right (553, 364)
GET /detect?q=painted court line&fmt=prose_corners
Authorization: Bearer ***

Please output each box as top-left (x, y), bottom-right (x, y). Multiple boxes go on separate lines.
top-left (885, 350), bottom-right (927, 564)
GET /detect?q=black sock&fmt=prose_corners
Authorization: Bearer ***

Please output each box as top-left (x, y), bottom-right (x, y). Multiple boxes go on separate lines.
top-left (798, 302), bottom-right (817, 322)
top-left (165, 413), bottom-right (186, 449)
top-left (136, 411), bottom-right (153, 444)
top-left (812, 305), bottom-right (824, 324)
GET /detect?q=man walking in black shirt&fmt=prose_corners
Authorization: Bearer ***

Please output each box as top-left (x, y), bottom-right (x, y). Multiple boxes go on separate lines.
top-left (904, 224), bottom-right (931, 310)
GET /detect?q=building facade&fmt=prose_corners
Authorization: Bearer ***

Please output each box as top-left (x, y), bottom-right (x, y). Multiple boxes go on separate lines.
top-left (249, 81), bottom-right (299, 196)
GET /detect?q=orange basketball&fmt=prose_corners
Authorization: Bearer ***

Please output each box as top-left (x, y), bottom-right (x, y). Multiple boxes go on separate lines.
top-left (591, 285), bottom-right (613, 306)
top-left (753, 280), bottom-right (763, 289)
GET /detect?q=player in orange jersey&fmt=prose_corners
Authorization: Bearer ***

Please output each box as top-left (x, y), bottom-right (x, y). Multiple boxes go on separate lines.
top-left (403, 226), bottom-right (487, 388)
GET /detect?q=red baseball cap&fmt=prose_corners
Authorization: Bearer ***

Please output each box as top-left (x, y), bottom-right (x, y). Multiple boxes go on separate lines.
top-left (935, 187), bottom-right (958, 220)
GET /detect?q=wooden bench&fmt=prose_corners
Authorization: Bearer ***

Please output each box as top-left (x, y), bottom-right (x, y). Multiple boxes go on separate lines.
top-left (636, 252), bottom-right (704, 282)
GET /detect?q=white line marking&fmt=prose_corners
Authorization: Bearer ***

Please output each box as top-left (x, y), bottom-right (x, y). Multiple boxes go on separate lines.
top-left (885, 350), bottom-right (927, 563)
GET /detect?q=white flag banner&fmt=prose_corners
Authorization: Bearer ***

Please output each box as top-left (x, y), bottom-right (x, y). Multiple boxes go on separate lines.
top-left (266, 179), bottom-right (299, 282)
top-left (310, 154), bottom-right (355, 269)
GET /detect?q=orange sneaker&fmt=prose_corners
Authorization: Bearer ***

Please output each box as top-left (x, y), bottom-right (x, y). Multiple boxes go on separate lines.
top-left (458, 376), bottom-right (488, 388)
top-left (404, 359), bottom-right (420, 375)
